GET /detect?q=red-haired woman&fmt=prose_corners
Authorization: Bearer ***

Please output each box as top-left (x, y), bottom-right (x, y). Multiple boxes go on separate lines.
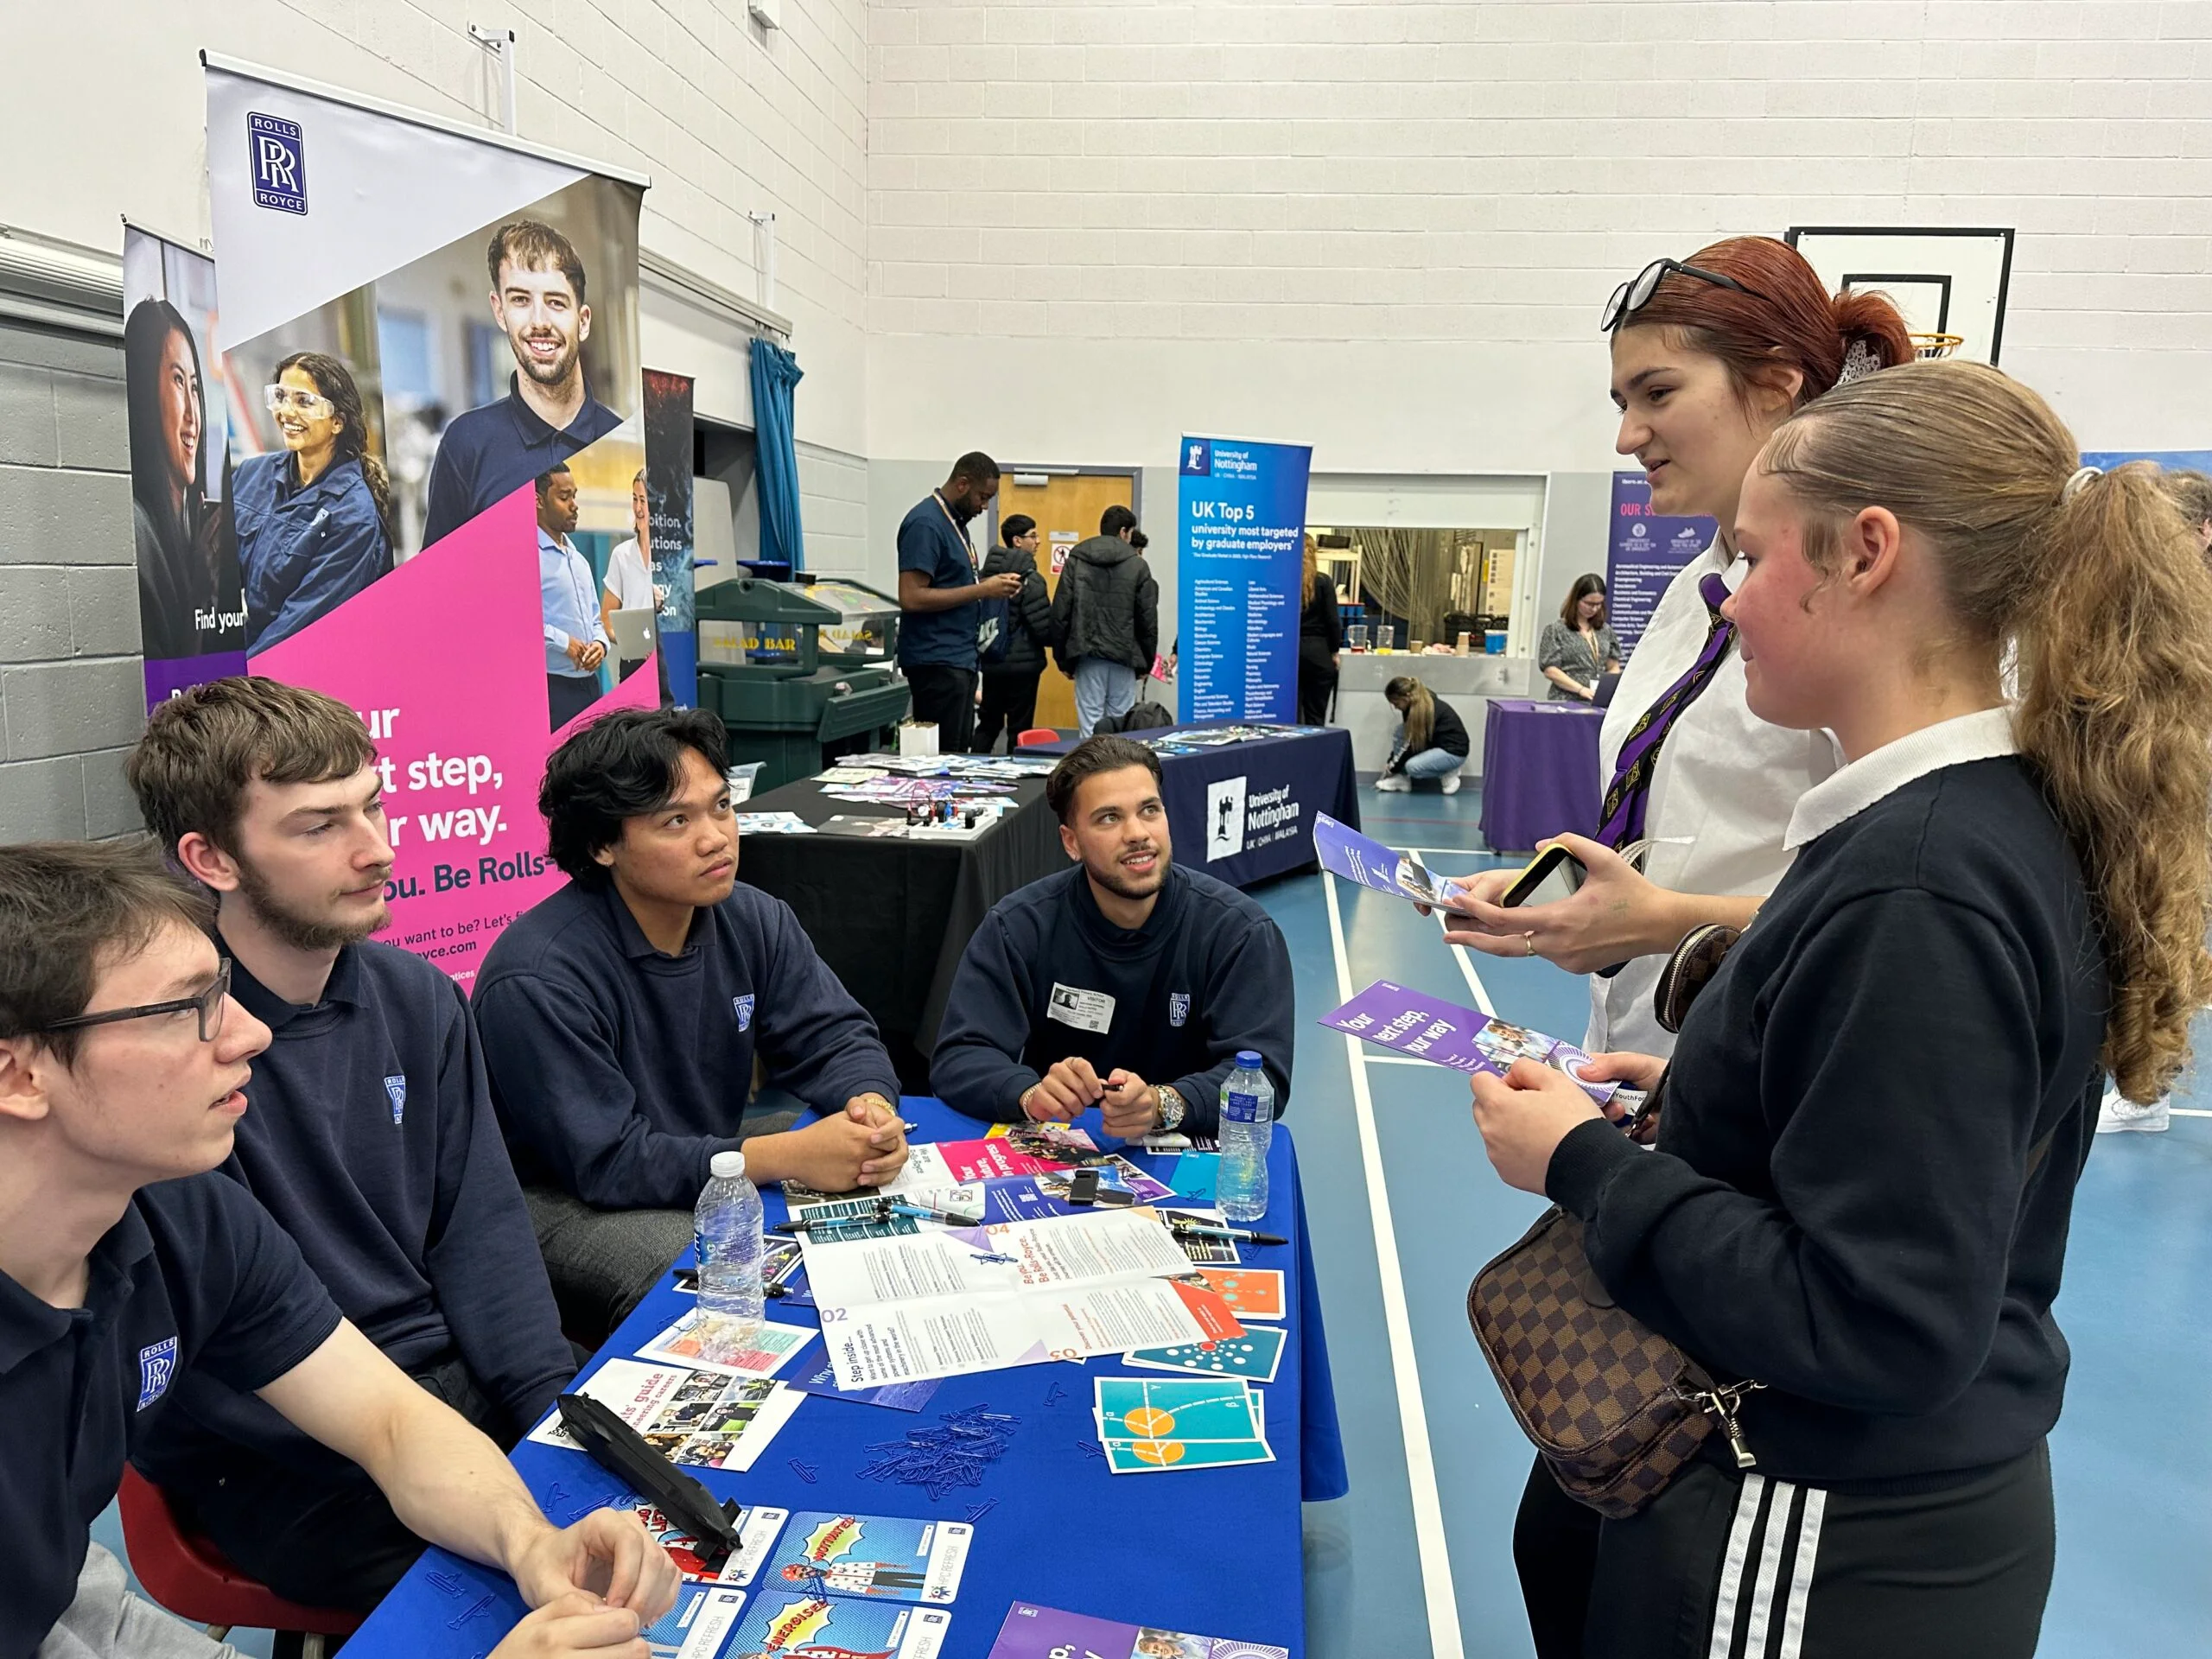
top-left (1446, 238), bottom-right (1912, 1061)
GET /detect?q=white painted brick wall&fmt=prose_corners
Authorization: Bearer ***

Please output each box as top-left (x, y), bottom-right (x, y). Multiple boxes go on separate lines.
top-left (797, 442), bottom-right (872, 575)
top-left (866, 0), bottom-right (2212, 464)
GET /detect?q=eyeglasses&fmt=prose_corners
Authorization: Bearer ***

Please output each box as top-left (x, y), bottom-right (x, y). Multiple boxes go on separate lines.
top-left (41, 960), bottom-right (232, 1045)
top-left (264, 385), bottom-right (333, 417)
top-left (1600, 259), bottom-right (1772, 333)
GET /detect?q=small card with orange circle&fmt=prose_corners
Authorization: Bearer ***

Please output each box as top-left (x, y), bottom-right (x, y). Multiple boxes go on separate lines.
top-left (1093, 1377), bottom-right (1274, 1475)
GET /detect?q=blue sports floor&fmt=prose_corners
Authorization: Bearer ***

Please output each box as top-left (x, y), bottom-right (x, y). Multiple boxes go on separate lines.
top-left (93, 775), bottom-right (2210, 1657)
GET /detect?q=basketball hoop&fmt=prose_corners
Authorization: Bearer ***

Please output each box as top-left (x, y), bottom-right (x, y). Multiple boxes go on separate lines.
top-left (1911, 332), bottom-right (1964, 359)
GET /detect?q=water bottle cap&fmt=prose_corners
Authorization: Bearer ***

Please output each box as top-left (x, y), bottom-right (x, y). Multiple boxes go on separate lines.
top-left (1235, 1050), bottom-right (1263, 1070)
top-left (709, 1151), bottom-right (747, 1179)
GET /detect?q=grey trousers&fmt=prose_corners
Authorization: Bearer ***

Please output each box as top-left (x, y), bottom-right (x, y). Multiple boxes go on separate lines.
top-left (524, 1106), bottom-right (801, 1345)
top-left (39, 1545), bottom-right (237, 1659)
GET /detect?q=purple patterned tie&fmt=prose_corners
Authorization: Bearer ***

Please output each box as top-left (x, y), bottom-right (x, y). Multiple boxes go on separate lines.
top-left (1595, 572), bottom-right (1734, 849)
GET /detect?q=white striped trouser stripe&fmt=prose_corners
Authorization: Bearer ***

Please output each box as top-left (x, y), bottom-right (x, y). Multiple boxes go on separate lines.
top-left (1740, 1482), bottom-right (1801, 1657)
top-left (1707, 1473), bottom-right (1770, 1659)
top-left (1776, 1488), bottom-right (1828, 1659)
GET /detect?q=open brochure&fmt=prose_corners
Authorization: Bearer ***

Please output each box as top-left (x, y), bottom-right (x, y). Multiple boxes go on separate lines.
top-left (1312, 811), bottom-right (1469, 911)
top-left (1319, 978), bottom-right (1618, 1106)
top-left (802, 1208), bottom-right (1244, 1390)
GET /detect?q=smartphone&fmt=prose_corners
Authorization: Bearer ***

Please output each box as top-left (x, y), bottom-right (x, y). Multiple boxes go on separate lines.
top-left (1501, 845), bottom-right (1587, 908)
top-left (1066, 1168), bottom-right (1101, 1205)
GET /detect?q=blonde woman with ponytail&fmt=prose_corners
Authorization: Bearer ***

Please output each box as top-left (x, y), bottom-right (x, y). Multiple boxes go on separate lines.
top-left (1468, 359), bottom-right (2212, 1659)
top-left (1377, 674), bottom-right (1470, 792)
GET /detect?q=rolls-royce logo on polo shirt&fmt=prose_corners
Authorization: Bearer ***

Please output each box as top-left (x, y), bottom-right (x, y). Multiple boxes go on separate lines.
top-left (1169, 993), bottom-right (1191, 1027)
top-left (385, 1075), bottom-right (407, 1126)
top-left (137, 1337), bottom-right (179, 1411)
top-left (734, 995), bottom-right (755, 1032)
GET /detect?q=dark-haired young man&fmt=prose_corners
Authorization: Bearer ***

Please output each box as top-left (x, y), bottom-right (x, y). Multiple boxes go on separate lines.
top-left (896, 452), bottom-right (1022, 752)
top-left (475, 708), bottom-right (907, 1339)
top-left (423, 219), bottom-right (624, 547)
top-left (931, 735), bottom-right (1294, 1137)
top-left (0, 839), bottom-right (675, 1658)
top-left (1053, 505), bottom-right (1159, 736)
top-left (123, 677), bottom-right (575, 1611)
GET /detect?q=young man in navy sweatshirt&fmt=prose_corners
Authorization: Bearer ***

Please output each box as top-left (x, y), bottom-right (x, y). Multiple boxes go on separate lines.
top-left (122, 677), bottom-right (578, 1611)
top-left (474, 709), bottom-right (906, 1342)
top-left (0, 839), bottom-right (675, 1658)
top-left (931, 735), bottom-right (1294, 1137)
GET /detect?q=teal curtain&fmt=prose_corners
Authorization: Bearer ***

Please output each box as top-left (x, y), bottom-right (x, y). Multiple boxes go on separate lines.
top-left (749, 338), bottom-right (805, 571)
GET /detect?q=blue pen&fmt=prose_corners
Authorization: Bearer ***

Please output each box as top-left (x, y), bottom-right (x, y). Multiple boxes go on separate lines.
top-left (888, 1200), bottom-right (982, 1227)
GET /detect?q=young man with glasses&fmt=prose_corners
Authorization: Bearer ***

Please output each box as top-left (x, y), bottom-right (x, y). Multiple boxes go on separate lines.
top-left (0, 838), bottom-right (674, 1657)
top-left (121, 677), bottom-right (577, 1613)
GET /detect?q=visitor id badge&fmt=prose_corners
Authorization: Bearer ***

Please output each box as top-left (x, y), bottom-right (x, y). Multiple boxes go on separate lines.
top-left (1046, 983), bottom-right (1115, 1033)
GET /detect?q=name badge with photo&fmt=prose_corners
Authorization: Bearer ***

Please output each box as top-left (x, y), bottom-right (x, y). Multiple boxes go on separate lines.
top-left (1047, 982), bottom-right (1116, 1033)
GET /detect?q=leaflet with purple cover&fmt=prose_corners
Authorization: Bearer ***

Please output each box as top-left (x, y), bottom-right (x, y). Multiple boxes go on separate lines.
top-left (986, 1601), bottom-right (1286, 1659)
top-left (1319, 979), bottom-right (1618, 1104)
top-left (1312, 811), bottom-right (1466, 910)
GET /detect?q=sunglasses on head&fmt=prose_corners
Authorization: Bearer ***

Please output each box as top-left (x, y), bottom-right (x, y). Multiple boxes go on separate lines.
top-left (1601, 259), bottom-right (1772, 333)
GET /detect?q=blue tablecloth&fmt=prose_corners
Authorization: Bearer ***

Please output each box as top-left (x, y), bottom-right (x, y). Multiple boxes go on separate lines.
top-left (1479, 698), bottom-right (1603, 852)
top-left (1032, 723), bottom-right (1360, 888)
top-left (344, 1096), bottom-right (1341, 1658)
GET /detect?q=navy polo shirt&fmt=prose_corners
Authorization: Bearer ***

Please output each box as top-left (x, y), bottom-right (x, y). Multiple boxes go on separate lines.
top-left (895, 493), bottom-right (982, 668)
top-left (421, 375), bottom-right (623, 549)
top-left (133, 941), bottom-right (573, 1498)
top-left (474, 878), bottom-right (903, 1211)
top-left (2, 1176), bottom-right (340, 1656)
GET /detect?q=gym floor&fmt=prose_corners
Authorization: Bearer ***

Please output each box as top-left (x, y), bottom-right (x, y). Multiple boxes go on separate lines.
top-left (92, 775), bottom-right (2211, 1657)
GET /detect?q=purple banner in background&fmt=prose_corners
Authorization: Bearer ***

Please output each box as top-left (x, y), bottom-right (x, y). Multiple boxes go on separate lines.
top-left (1319, 978), bottom-right (1615, 1104)
top-left (1606, 472), bottom-right (1714, 663)
top-left (143, 652), bottom-right (249, 710)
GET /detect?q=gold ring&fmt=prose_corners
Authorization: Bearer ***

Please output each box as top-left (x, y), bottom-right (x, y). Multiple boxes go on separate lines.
top-left (1523, 932), bottom-right (1537, 957)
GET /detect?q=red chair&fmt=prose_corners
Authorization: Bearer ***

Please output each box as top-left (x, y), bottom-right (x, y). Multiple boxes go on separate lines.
top-left (1015, 728), bottom-right (1058, 748)
top-left (118, 1466), bottom-right (361, 1655)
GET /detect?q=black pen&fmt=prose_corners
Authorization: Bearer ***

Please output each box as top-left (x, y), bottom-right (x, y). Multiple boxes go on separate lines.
top-left (1166, 1217), bottom-right (1287, 1246)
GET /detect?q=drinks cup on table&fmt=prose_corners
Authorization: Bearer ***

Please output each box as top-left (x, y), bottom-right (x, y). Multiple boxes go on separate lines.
top-left (693, 1150), bottom-right (765, 1359)
top-left (1217, 1051), bottom-right (1274, 1224)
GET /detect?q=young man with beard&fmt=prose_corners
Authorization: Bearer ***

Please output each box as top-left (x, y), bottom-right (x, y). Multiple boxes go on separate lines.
top-left (123, 677), bottom-right (577, 1612)
top-left (423, 219), bottom-right (624, 548)
top-left (474, 709), bottom-right (908, 1342)
top-left (895, 452), bottom-right (1023, 753)
top-left (931, 735), bottom-right (1294, 1137)
top-left (0, 839), bottom-right (675, 1658)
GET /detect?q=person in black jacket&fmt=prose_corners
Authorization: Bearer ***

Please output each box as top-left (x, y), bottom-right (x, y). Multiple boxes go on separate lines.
top-left (1053, 505), bottom-right (1159, 735)
top-left (1297, 537), bottom-right (1343, 724)
top-left (1376, 675), bottom-right (1468, 791)
top-left (1467, 361), bottom-right (2212, 1658)
top-left (975, 514), bottom-right (1058, 751)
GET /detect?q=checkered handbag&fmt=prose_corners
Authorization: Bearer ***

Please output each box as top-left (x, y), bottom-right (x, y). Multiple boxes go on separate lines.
top-left (1467, 1205), bottom-right (1726, 1518)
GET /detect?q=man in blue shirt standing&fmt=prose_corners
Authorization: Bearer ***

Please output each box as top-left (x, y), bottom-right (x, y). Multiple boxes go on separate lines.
top-left (476, 709), bottom-right (908, 1342)
top-left (122, 677), bottom-right (578, 1611)
top-left (896, 452), bottom-right (1023, 753)
top-left (0, 838), bottom-right (675, 1658)
top-left (538, 462), bottom-right (610, 731)
top-left (422, 219), bottom-right (624, 549)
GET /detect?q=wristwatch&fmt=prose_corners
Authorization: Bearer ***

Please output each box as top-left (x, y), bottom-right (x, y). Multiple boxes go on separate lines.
top-left (1154, 1085), bottom-right (1187, 1134)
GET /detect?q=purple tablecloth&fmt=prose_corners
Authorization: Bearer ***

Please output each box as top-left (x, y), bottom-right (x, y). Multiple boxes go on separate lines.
top-left (1480, 698), bottom-right (1603, 852)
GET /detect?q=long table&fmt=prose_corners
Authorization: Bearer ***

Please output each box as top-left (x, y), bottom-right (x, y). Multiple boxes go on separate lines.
top-left (344, 1096), bottom-right (1342, 1658)
top-left (733, 779), bottom-right (1068, 1090)
top-left (1029, 723), bottom-right (1360, 888)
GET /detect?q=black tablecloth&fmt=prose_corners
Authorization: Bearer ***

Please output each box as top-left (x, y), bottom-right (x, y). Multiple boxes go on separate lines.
top-left (735, 775), bottom-right (1065, 1089)
top-left (1030, 724), bottom-right (1360, 887)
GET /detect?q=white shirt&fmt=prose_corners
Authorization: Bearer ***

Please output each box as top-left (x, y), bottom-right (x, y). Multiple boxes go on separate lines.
top-left (604, 536), bottom-right (658, 612)
top-left (1784, 707), bottom-right (2018, 850)
top-left (1586, 543), bottom-right (1843, 1057)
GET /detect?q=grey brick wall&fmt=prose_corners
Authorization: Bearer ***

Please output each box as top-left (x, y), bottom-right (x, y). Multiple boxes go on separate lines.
top-left (0, 316), bottom-right (145, 842)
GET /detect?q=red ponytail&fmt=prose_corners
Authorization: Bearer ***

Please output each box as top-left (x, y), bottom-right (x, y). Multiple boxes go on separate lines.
top-left (1622, 236), bottom-right (1913, 405)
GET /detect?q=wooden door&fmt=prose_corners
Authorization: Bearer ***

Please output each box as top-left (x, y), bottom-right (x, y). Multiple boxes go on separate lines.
top-left (994, 472), bottom-right (1135, 732)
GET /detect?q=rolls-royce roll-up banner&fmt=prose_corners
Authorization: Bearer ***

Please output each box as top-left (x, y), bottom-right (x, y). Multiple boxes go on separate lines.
top-left (200, 55), bottom-right (658, 983)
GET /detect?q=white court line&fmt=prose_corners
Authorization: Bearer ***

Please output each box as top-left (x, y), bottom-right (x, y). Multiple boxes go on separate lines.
top-left (1325, 872), bottom-right (1465, 1659)
top-left (2173, 1108), bottom-right (2212, 1118)
top-left (1362, 1053), bottom-right (1436, 1066)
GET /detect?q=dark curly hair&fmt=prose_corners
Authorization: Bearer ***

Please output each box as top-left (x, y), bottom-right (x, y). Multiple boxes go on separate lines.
top-left (540, 708), bottom-right (729, 883)
top-left (1045, 734), bottom-right (1162, 825)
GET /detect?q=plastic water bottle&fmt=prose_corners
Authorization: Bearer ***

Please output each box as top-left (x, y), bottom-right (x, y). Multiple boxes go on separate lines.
top-left (694, 1151), bottom-right (764, 1346)
top-left (1217, 1051), bottom-right (1275, 1224)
